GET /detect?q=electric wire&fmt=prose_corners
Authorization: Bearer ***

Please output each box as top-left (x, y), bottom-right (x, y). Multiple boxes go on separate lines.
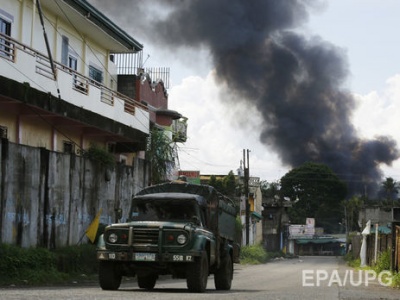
top-left (51, 0), bottom-right (150, 130)
top-left (3, 0), bottom-right (152, 155)
top-left (2, 58), bottom-right (85, 153)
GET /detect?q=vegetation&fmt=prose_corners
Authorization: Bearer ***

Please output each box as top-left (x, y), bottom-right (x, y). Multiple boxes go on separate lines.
top-left (345, 249), bottom-right (400, 288)
top-left (146, 128), bottom-right (174, 184)
top-left (280, 162), bottom-right (347, 233)
top-left (83, 144), bottom-right (115, 168)
top-left (380, 177), bottom-right (399, 205)
top-left (0, 243), bottom-right (97, 286)
top-left (239, 244), bottom-right (287, 265)
top-left (207, 171), bottom-right (239, 197)
top-left (341, 196), bottom-right (363, 232)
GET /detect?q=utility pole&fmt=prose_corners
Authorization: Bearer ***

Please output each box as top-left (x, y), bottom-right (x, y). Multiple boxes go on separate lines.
top-left (243, 149), bottom-right (250, 245)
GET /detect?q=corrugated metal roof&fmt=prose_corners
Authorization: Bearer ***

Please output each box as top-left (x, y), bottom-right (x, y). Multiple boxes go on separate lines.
top-left (370, 225), bottom-right (392, 235)
top-left (295, 238), bottom-right (340, 245)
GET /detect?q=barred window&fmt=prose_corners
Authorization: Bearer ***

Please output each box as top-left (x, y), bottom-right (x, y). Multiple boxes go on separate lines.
top-left (0, 17), bottom-right (11, 57)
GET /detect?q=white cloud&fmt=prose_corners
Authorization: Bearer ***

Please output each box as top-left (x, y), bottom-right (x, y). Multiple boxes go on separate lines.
top-left (352, 74), bottom-right (400, 179)
top-left (169, 72), bottom-right (400, 182)
top-left (169, 71), bottom-right (289, 181)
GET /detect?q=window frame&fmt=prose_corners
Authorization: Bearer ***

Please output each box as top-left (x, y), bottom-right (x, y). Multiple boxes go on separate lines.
top-left (0, 17), bottom-right (12, 58)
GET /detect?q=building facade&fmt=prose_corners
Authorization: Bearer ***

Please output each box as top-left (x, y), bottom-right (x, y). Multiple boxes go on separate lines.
top-left (0, 0), bottom-right (150, 164)
top-left (0, 0), bottom-right (187, 247)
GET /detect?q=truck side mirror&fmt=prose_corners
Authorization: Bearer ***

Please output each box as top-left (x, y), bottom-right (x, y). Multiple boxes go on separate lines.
top-left (191, 216), bottom-right (201, 226)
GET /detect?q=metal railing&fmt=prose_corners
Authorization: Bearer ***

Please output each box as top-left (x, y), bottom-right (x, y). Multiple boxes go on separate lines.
top-left (0, 35), bottom-right (15, 62)
top-left (0, 32), bottom-right (148, 116)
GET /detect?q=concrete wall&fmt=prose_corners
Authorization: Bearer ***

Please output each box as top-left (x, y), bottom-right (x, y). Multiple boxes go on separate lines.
top-left (0, 140), bottom-right (148, 248)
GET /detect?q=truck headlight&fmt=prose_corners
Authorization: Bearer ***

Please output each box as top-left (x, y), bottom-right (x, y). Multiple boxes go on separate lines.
top-left (108, 233), bottom-right (118, 243)
top-left (177, 234), bottom-right (187, 245)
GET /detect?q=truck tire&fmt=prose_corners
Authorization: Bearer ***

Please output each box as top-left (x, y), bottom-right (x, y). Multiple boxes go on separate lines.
top-left (99, 261), bottom-right (122, 290)
top-left (186, 251), bottom-right (209, 293)
top-left (214, 254), bottom-right (233, 290)
top-left (137, 274), bottom-right (157, 290)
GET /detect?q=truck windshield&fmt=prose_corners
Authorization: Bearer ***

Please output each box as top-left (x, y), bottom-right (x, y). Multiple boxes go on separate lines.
top-left (129, 199), bottom-right (199, 222)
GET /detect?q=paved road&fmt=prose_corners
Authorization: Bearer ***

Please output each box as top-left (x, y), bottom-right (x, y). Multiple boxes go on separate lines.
top-left (1, 256), bottom-right (399, 299)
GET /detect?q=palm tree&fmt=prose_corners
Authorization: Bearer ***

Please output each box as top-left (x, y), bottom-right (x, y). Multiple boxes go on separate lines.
top-left (382, 177), bottom-right (399, 206)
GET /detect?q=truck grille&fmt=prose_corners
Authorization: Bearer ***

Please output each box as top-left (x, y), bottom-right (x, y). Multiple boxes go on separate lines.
top-left (133, 228), bottom-right (159, 245)
top-left (105, 227), bottom-right (159, 248)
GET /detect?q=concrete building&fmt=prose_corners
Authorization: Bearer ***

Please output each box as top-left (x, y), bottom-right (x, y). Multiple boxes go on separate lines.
top-left (0, 0), bottom-right (186, 167)
top-left (0, 0), bottom-right (188, 248)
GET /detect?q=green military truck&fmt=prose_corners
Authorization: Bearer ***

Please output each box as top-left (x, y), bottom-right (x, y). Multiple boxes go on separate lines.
top-left (96, 181), bottom-right (240, 293)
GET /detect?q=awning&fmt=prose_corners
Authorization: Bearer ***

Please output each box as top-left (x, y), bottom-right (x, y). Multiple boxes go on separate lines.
top-left (295, 238), bottom-right (339, 245)
top-left (251, 211), bottom-right (262, 220)
top-left (370, 225), bottom-right (391, 235)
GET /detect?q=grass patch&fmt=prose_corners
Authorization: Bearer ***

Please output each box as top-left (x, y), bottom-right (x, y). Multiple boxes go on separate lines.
top-left (239, 244), bottom-right (288, 264)
top-left (0, 243), bottom-right (98, 287)
top-left (344, 249), bottom-right (400, 288)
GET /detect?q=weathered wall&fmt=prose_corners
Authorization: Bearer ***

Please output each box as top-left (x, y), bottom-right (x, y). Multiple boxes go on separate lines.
top-left (0, 139), bottom-right (148, 248)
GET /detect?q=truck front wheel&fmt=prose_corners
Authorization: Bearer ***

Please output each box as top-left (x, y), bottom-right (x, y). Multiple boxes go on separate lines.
top-left (137, 274), bottom-right (157, 290)
top-left (214, 254), bottom-right (233, 290)
top-left (186, 251), bottom-right (209, 293)
top-left (99, 261), bottom-right (122, 290)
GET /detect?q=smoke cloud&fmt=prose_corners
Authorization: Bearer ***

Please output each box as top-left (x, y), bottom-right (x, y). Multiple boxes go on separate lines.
top-left (91, 0), bottom-right (399, 196)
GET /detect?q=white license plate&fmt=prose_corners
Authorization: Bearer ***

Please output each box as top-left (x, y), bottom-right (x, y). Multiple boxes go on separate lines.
top-left (135, 253), bottom-right (156, 261)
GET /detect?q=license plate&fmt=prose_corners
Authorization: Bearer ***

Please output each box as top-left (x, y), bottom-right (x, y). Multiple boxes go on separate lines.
top-left (135, 252), bottom-right (156, 261)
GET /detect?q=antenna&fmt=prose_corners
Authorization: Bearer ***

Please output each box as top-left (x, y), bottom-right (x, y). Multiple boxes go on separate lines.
top-left (141, 54), bottom-right (150, 68)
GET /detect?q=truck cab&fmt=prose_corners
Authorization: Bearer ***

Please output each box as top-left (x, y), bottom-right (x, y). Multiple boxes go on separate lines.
top-left (97, 182), bottom-right (239, 293)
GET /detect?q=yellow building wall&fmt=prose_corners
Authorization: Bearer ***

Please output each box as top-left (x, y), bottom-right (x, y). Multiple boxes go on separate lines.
top-left (20, 116), bottom-right (52, 148)
top-left (0, 110), bottom-right (17, 142)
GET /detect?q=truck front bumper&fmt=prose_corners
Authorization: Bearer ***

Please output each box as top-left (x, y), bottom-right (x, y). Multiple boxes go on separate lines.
top-left (97, 250), bottom-right (195, 263)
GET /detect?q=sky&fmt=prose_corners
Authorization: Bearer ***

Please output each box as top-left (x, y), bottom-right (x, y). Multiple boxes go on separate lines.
top-left (167, 1), bottom-right (400, 182)
top-left (91, 0), bottom-right (400, 187)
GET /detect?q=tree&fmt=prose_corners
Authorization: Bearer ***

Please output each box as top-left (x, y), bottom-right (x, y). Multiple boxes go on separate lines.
top-left (260, 181), bottom-right (280, 203)
top-left (342, 196), bottom-right (363, 233)
top-left (222, 171), bottom-right (237, 198)
top-left (208, 171), bottom-right (237, 197)
top-left (146, 129), bottom-right (174, 184)
top-left (207, 171), bottom-right (240, 209)
top-left (280, 162), bottom-right (347, 233)
top-left (381, 177), bottom-right (399, 206)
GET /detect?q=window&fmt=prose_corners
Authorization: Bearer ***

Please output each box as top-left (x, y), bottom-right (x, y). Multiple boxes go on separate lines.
top-left (89, 65), bottom-right (103, 84)
top-left (0, 125), bottom-right (7, 138)
top-left (69, 56), bottom-right (77, 71)
top-left (63, 141), bottom-right (75, 154)
top-left (61, 35), bottom-right (69, 65)
top-left (0, 17), bottom-right (11, 57)
top-left (69, 55), bottom-right (79, 87)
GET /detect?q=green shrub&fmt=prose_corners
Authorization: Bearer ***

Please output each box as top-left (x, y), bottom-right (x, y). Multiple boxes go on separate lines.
top-left (373, 249), bottom-right (391, 273)
top-left (240, 244), bottom-right (268, 264)
top-left (83, 144), bottom-right (115, 168)
top-left (0, 243), bottom-right (98, 286)
top-left (391, 272), bottom-right (400, 288)
top-left (53, 243), bottom-right (98, 274)
top-left (0, 244), bottom-right (61, 285)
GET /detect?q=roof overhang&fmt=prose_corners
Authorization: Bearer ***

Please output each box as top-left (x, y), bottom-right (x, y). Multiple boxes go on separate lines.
top-left (40, 0), bottom-right (143, 52)
top-left (0, 76), bottom-right (148, 151)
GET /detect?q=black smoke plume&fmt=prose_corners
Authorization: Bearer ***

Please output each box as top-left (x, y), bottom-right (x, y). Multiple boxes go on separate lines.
top-left (91, 0), bottom-right (399, 196)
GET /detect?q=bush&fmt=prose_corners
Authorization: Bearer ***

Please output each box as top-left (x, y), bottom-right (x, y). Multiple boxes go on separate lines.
top-left (0, 243), bottom-right (98, 286)
top-left (0, 244), bottom-right (65, 285)
top-left (373, 249), bottom-right (391, 273)
top-left (391, 272), bottom-right (400, 288)
top-left (53, 243), bottom-right (98, 274)
top-left (240, 244), bottom-right (268, 264)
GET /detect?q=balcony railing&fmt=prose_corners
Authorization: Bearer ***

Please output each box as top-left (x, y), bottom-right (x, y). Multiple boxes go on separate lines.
top-left (0, 32), bottom-right (149, 133)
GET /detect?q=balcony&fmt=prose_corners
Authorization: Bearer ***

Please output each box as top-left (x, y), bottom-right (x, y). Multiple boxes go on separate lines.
top-left (0, 32), bottom-right (149, 137)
